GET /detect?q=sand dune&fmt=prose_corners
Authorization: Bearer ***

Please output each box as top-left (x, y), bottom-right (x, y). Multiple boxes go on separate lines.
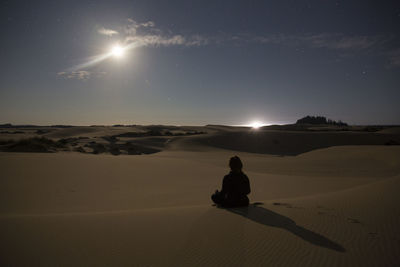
top-left (188, 130), bottom-right (400, 155)
top-left (0, 126), bottom-right (399, 266)
top-left (2, 124), bottom-right (399, 156)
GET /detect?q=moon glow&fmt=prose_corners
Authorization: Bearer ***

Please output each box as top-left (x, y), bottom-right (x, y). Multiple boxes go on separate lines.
top-left (111, 45), bottom-right (124, 58)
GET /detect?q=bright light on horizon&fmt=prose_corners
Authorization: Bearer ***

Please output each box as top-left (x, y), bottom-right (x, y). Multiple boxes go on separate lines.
top-left (248, 121), bottom-right (266, 129)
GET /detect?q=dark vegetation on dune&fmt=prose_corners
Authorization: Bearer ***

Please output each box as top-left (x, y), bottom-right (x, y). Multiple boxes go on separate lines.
top-left (0, 126), bottom-right (207, 155)
top-left (0, 123), bottom-right (74, 128)
top-left (0, 137), bottom-right (66, 153)
top-left (36, 129), bottom-right (52, 134)
top-left (263, 124), bottom-right (399, 133)
top-left (83, 138), bottom-right (164, 155)
top-left (114, 130), bottom-right (205, 138)
top-left (0, 130), bottom-right (25, 134)
top-left (296, 115), bottom-right (348, 126)
top-left (0, 136), bottom-right (162, 155)
top-left (263, 116), bottom-right (399, 133)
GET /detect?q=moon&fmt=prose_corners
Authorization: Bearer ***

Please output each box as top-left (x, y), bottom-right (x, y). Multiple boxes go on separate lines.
top-left (111, 45), bottom-right (124, 58)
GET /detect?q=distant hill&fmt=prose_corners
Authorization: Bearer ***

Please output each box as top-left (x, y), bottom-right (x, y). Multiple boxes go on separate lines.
top-left (296, 116), bottom-right (348, 126)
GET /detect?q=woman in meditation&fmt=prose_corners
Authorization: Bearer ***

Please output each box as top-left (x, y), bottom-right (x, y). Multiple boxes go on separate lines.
top-left (212, 156), bottom-right (251, 207)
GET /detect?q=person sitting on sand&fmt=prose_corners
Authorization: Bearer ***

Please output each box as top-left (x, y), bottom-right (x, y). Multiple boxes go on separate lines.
top-left (211, 156), bottom-right (251, 207)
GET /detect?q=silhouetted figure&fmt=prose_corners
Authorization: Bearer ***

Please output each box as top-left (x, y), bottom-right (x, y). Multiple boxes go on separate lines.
top-left (211, 156), bottom-right (251, 207)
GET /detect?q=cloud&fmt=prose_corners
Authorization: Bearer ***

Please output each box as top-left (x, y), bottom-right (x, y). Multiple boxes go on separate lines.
top-left (387, 48), bottom-right (400, 67)
top-left (123, 19), bottom-right (156, 36)
top-left (251, 33), bottom-right (400, 67)
top-left (126, 34), bottom-right (184, 46)
top-left (185, 34), bottom-right (209, 46)
top-left (62, 19), bottom-right (209, 75)
top-left (98, 27), bottom-right (119, 36)
top-left (139, 21), bottom-right (155, 28)
top-left (126, 19), bottom-right (155, 28)
top-left (303, 34), bottom-right (380, 50)
top-left (125, 34), bottom-right (207, 47)
top-left (57, 71), bottom-right (106, 80)
top-left (98, 18), bottom-right (209, 48)
top-left (72, 18), bottom-right (397, 76)
top-left (253, 33), bottom-right (382, 51)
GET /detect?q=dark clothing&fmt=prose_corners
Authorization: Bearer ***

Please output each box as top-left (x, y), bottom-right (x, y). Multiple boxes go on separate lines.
top-left (212, 171), bottom-right (251, 207)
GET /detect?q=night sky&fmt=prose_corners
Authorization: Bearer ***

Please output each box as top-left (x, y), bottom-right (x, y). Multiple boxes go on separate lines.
top-left (1, 0), bottom-right (399, 126)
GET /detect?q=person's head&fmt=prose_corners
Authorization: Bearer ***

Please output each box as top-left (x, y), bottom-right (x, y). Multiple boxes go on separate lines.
top-left (229, 156), bottom-right (243, 172)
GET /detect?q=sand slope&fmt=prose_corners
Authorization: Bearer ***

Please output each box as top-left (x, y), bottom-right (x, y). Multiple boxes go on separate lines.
top-left (0, 144), bottom-right (399, 266)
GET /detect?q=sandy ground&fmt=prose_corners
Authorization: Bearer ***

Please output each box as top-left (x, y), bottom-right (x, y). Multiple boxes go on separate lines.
top-left (1, 127), bottom-right (400, 266)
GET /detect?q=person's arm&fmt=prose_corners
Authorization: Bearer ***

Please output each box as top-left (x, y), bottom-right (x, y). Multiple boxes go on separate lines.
top-left (243, 175), bottom-right (251, 195)
top-left (221, 175), bottom-right (229, 195)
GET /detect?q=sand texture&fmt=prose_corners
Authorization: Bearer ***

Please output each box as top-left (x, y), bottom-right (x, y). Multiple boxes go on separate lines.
top-left (1, 125), bottom-right (400, 266)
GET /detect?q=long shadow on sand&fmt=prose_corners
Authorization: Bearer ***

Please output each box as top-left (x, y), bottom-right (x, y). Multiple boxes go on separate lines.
top-left (226, 204), bottom-right (345, 252)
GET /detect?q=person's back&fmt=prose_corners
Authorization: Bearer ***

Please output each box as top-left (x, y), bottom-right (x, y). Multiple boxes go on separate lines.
top-left (212, 156), bottom-right (251, 207)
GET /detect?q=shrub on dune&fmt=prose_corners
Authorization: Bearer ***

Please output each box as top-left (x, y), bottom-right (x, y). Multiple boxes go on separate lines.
top-left (3, 137), bottom-right (65, 153)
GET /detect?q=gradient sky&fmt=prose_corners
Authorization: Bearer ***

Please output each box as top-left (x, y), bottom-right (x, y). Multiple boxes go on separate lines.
top-left (1, 0), bottom-right (399, 126)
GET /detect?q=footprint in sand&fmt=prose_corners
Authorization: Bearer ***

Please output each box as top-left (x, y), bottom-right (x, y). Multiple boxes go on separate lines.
top-left (272, 202), bottom-right (304, 209)
top-left (368, 232), bottom-right (379, 239)
top-left (316, 205), bottom-right (334, 211)
top-left (347, 218), bottom-right (362, 224)
top-left (273, 202), bottom-right (293, 208)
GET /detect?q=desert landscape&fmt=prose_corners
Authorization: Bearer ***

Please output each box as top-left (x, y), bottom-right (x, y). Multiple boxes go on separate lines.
top-left (2, 1), bottom-right (400, 266)
top-left (1, 123), bottom-right (400, 266)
